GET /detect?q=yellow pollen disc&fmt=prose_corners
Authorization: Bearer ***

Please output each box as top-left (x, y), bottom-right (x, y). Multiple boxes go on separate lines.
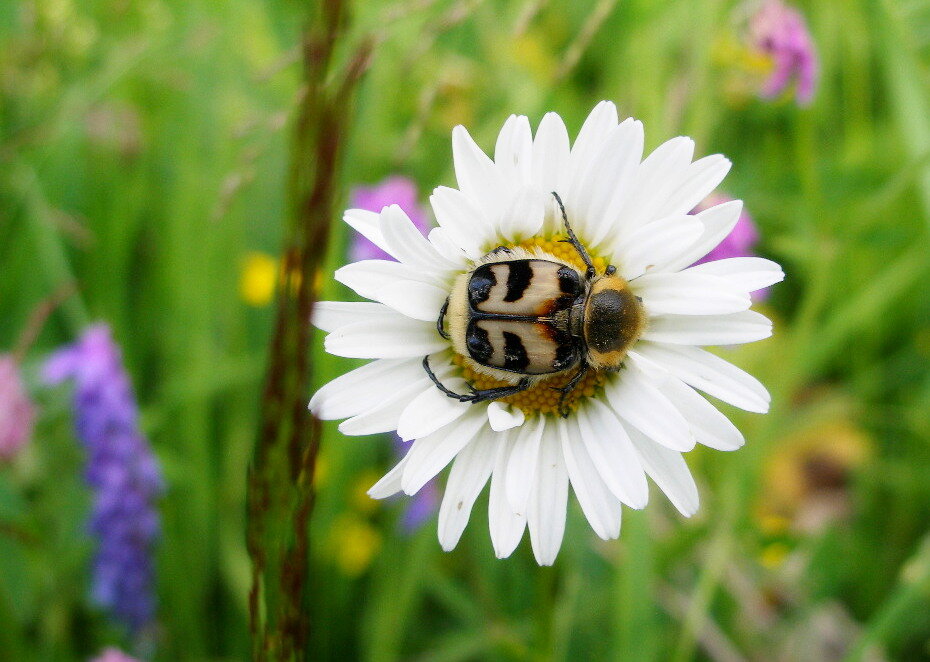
top-left (507, 234), bottom-right (608, 274)
top-left (454, 354), bottom-right (607, 417)
top-left (454, 234), bottom-right (614, 417)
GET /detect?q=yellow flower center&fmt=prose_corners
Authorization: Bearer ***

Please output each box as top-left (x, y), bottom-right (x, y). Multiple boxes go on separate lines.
top-left (454, 234), bottom-right (614, 417)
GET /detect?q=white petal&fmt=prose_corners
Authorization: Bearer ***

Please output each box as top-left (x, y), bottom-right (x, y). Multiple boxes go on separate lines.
top-left (626, 426), bottom-right (699, 517)
top-left (564, 102), bottom-right (619, 235)
top-left (616, 137), bottom-right (694, 230)
top-left (324, 317), bottom-right (446, 359)
top-left (343, 209), bottom-right (386, 253)
top-left (641, 310), bottom-right (773, 346)
top-left (685, 257), bottom-right (785, 293)
top-left (487, 401), bottom-right (525, 431)
top-left (532, 112), bottom-right (571, 197)
top-left (338, 376), bottom-right (430, 436)
top-left (605, 365), bottom-right (695, 452)
top-left (396, 374), bottom-right (473, 441)
top-left (428, 227), bottom-right (471, 265)
top-left (335, 259), bottom-right (442, 301)
top-left (495, 115), bottom-right (533, 185)
top-left (634, 272), bottom-right (750, 316)
top-left (566, 118), bottom-right (633, 237)
top-left (657, 376), bottom-right (745, 451)
top-left (430, 186), bottom-right (493, 259)
top-left (497, 186), bottom-right (545, 243)
top-left (368, 454), bottom-right (410, 499)
top-left (380, 204), bottom-right (456, 273)
top-left (437, 431), bottom-right (495, 551)
top-left (311, 301), bottom-right (398, 333)
top-left (662, 200), bottom-right (743, 272)
top-left (637, 342), bottom-right (770, 413)
top-left (488, 434), bottom-right (526, 559)
top-left (613, 214), bottom-right (703, 280)
top-left (576, 399), bottom-right (649, 508)
top-left (586, 119), bottom-right (645, 248)
top-left (372, 279), bottom-right (448, 322)
top-left (401, 407), bottom-right (488, 494)
top-left (558, 417), bottom-right (622, 540)
top-left (655, 154), bottom-right (731, 219)
top-left (526, 434), bottom-right (569, 566)
top-left (452, 125), bottom-right (507, 223)
top-left (505, 414), bottom-right (544, 515)
top-left (309, 358), bottom-right (421, 420)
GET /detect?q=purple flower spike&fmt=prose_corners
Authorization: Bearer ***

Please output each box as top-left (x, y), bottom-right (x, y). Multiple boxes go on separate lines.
top-left (0, 355), bottom-right (35, 461)
top-left (43, 325), bottom-right (163, 634)
top-left (749, 0), bottom-right (819, 106)
top-left (693, 194), bottom-right (770, 300)
top-left (349, 177), bottom-right (431, 261)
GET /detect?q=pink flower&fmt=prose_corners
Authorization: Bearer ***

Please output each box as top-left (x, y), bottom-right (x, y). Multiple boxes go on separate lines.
top-left (749, 0), bottom-right (818, 106)
top-left (89, 648), bottom-right (139, 662)
top-left (0, 355), bottom-right (35, 461)
top-left (693, 194), bottom-right (770, 300)
top-left (349, 176), bottom-right (430, 261)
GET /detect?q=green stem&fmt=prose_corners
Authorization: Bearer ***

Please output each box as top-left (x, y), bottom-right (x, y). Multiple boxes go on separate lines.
top-left (245, 2), bottom-right (371, 660)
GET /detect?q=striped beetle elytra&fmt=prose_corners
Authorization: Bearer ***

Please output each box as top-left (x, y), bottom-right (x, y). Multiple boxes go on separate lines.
top-left (425, 192), bottom-right (645, 417)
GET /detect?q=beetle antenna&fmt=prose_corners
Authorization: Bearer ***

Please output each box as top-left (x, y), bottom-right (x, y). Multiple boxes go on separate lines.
top-left (551, 191), bottom-right (596, 279)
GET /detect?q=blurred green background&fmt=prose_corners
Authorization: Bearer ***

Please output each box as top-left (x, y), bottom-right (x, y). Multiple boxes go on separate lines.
top-left (2, 0), bottom-right (930, 660)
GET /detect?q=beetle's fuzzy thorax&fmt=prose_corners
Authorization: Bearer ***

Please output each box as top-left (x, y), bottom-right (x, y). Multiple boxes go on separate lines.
top-left (583, 274), bottom-right (645, 370)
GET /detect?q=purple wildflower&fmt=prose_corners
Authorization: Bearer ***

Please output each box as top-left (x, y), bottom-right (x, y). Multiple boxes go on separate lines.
top-left (748, 0), bottom-right (818, 106)
top-left (349, 176), bottom-right (431, 261)
top-left (90, 648), bottom-right (140, 662)
top-left (693, 194), bottom-right (770, 300)
top-left (42, 325), bottom-right (162, 633)
top-left (0, 355), bottom-right (35, 461)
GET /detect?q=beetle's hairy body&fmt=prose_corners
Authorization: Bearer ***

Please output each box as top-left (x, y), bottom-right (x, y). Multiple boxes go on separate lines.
top-left (425, 191), bottom-right (646, 415)
top-left (445, 249), bottom-right (644, 386)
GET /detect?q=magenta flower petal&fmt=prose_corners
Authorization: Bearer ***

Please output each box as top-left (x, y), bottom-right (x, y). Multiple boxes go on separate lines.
top-left (0, 355), bottom-right (35, 461)
top-left (349, 176), bottom-right (430, 261)
top-left (749, 0), bottom-right (819, 106)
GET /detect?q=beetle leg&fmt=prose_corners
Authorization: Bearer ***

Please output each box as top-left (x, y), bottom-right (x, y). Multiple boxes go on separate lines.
top-left (436, 297), bottom-right (450, 339)
top-left (551, 362), bottom-right (589, 418)
top-left (489, 245), bottom-right (513, 256)
top-left (551, 191), bottom-right (596, 280)
top-left (462, 378), bottom-right (532, 404)
top-left (422, 356), bottom-right (531, 404)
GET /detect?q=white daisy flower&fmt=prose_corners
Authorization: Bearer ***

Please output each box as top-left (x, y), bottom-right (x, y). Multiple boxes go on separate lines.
top-left (310, 101), bottom-right (783, 565)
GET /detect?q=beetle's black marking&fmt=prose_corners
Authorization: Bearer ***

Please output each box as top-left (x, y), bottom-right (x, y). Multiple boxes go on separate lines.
top-left (557, 266), bottom-right (582, 295)
top-left (502, 330), bottom-right (530, 371)
top-left (552, 191), bottom-right (596, 279)
top-left (422, 356), bottom-right (531, 403)
top-left (466, 323), bottom-right (493, 364)
top-left (552, 333), bottom-right (578, 372)
top-left (586, 288), bottom-right (638, 354)
top-left (504, 261), bottom-right (533, 302)
top-left (468, 265), bottom-right (496, 307)
top-left (436, 297), bottom-right (450, 339)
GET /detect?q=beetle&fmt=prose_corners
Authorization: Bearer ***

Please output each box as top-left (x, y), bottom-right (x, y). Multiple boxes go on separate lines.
top-left (423, 191), bottom-right (645, 417)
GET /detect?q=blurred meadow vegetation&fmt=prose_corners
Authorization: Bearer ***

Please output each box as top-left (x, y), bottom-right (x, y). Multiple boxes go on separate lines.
top-left (2, 0), bottom-right (930, 660)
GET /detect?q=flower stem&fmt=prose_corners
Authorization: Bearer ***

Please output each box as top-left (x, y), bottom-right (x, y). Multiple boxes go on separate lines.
top-left (245, 2), bottom-right (371, 660)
